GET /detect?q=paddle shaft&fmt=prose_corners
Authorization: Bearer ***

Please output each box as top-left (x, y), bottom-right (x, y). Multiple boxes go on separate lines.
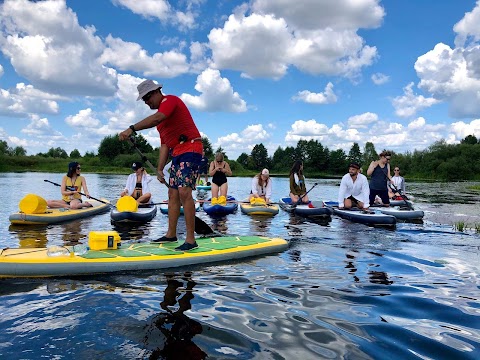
top-left (43, 179), bottom-right (113, 207)
top-left (296, 182), bottom-right (318, 205)
top-left (389, 182), bottom-right (413, 210)
top-left (128, 137), bottom-right (215, 235)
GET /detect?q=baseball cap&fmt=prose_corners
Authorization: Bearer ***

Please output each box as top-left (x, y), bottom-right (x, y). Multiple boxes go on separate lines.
top-left (132, 162), bottom-right (143, 170)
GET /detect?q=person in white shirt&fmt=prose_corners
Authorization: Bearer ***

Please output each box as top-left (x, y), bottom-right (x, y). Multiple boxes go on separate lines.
top-left (248, 168), bottom-right (272, 203)
top-left (120, 162), bottom-right (153, 204)
top-left (338, 163), bottom-right (370, 209)
top-left (388, 166), bottom-right (406, 199)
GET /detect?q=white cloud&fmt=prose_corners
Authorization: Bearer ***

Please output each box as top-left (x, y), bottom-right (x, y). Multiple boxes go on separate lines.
top-left (215, 124), bottom-right (270, 156)
top-left (112, 0), bottom-right (197, 30)
top-left (208, 1), bottom-right (382, 80)
top-left (0, 83), bottom-right (61, 116)
top-left (371, 72), bottom-right (389, 85)
top-left (0, 0), bottom-right (117, 96)
top-left (347, 112), bottom-right (379, 129)
top-left (450, 119), bottom-right (480, 140)
top-left (0, 64), bottom-right (3, 77)
top-left (21, 115), bottom-right (64, 139)
top-left (65, 108), bottom-right (101, 128)
top-left (180, 68), bottom-right (247, 112)
top-left (100, 35), bottom-right (190, 78)
top-left (292, 82), bottom-right (337, 104)
top-left (392, 82), bottom-right (440, 118)
top-left (453, 1), bottom-right (480, 46)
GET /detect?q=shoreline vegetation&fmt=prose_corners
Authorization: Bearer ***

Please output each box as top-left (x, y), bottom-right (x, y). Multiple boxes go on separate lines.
top-left (1, 134), bottom-right (480, 182)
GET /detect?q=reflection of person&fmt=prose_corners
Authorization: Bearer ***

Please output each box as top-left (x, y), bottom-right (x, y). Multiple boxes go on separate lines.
top-left (367, 151), bottom-right (391, 207)
top-left (46, 162), bottom-right (92, 210)
top-left (289, 160), bottom-right (309, 204)
top-left (209, 152), bottom-right (232, 203)
top-left (248, 168), bottom-right (272, 203)
top-left (148, 277), bottom-right (207, 360)
top-left (119, 79), bottom-right (202, 251)
top-left (196, 151), bottom-right (209, 185)
top-left (388, 167), bottom-right (406, 199)
top-left (121, 162), bottom-right (152, 204)
top-left (338, 163), bottom-right (369, 210)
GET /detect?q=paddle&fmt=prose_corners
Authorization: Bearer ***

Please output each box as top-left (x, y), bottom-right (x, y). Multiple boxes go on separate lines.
top-left (389, 182), bottom-right (414, 210)
top-left (128, 137), bottom-right (215, 235)
top-left (44, 179), bottom-right (114, 208)
top-left (295, 182), bottom-right (318, 206)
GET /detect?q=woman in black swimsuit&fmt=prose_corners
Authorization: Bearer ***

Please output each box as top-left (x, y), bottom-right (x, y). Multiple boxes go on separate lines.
top-left (209, 152), bottom-right (232, 202)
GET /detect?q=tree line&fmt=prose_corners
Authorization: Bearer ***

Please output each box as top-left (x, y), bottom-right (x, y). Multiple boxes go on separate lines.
top-left (1, 135), bottom-right (480, 181)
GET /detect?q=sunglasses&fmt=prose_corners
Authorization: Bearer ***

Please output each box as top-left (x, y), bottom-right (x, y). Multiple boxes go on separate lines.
top-left (142, 90), bottom-right (155, 102)
top-left (76, 167), bottom-right (81, 170)
top-left (394, 169), bottom-right (400, 172)
top-left (385, 157), bottom-right (391, 161)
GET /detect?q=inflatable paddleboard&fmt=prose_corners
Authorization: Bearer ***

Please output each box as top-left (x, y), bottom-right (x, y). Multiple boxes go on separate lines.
top-left (110, 203), bottom-right (157, 223)
top-left (0, 236), bottom-right (289, 278)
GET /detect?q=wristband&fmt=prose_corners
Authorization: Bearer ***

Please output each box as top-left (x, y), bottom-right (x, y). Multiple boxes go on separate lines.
top-left (129, 125), bottom-right (136, 134)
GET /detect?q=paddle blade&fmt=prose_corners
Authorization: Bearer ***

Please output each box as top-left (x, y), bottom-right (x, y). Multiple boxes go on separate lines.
top-left (194, 216), bottom-right (214, 235)
top-left (19, 194), bottom-right (47, 214)
top-left (116, 196), bottom-right (138, 212)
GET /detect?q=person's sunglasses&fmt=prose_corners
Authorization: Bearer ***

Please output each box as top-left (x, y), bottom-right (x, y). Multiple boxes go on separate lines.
top-left (386, 157), bottom-right (391, 161)
top-left (394, 169), bottom-right (400, 172)
top-left (142, 90), bottom-right (155, 102)
top-left (76, 167), bottom-right (81, 170)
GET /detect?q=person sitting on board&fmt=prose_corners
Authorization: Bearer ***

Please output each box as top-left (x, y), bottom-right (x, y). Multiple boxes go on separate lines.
top-left (196, 150), bottom-right (210, 186)
top-left (46, 162), bottom-right (93, 210)
top-left (367, 151), bottom-right (392, 207)
top-left (338, 163), bottom-right (370, 210)
top-left (248, 168), bottom-right (272, 204)
top-left (388, 166), bottom-right (406, 199)
top-left (289, 160), bottom-right (310, 204)
top-left (209, 152), bottom-right (232, 205)
top-left (119, 79), bottom-right (203, 251)
top-left (120, 162), bottom-right (152, 205)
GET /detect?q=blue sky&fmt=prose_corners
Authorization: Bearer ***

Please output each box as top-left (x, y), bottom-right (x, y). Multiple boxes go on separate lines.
top-left (1, 0), bottom-right (480, 160)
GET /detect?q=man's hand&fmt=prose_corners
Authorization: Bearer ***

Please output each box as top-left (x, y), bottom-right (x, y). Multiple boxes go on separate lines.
top-left (156, 171), bottom-right (166, 184)
top-left (119, 128), bottom-right (134, 141)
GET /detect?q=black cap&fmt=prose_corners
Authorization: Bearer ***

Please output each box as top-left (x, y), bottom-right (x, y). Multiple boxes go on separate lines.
top-left (349, 162), bottom-right (360, 169)
top-left (132, 162), bottom-right (143, 170)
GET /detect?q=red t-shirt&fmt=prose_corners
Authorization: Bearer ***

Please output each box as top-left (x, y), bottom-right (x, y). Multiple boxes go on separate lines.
top-left (156, 95), bottom-right (202, 156)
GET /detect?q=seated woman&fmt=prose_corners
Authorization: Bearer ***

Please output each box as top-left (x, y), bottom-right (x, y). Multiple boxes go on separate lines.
top-left (248, 168), bottom-right (272, 204)
top-left (47, 162), bottom-right (93, 209)
top-left (388, 166), bottom-right (406, 199)
top-left (289, 160), bottom-right (310, 204)
top-left (121, 162), bottom-right (152, 204)
top-left (209, 152), bottom-right (232, 204)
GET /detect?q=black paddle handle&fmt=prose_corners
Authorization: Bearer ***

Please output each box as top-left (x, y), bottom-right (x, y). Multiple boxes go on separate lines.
top-left (297, 182), bottom-right (318, 204)
top-left (43, 179), bottom-right (112, 206)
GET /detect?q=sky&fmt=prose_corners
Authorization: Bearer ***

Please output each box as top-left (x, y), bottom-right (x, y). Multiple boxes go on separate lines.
top-left (1, 0), bottom-right (480, 160)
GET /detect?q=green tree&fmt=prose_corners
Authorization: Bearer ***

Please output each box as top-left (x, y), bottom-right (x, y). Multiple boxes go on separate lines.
top-left (98, 134), bottom-right (152, 161)
top-left (237, 152), bottom-right (249, 168)
top-left (363, 142), bottom-right (377, 166)
top-left (0, 140), bottom-right (9, 155)
top-left (348, 142), bottom-right (362, 164)
top-left (250, 143), bottom-right (269, 170)
top-left (201, 137), bottom-right (213, 158)
top-left (46, 147), bottom-right (68, 158)
top-left (328, 149), bottom-right (348, 174)
top-left (461, 134), bottom-right (478, 145)
top-left (70, 149), bottom-right (81, 158)
top-left (11, 146), bottom-right (27, 156)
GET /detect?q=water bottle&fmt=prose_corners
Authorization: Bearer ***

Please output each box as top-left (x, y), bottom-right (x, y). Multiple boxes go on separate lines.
top-left (72, 244), bottom-right (89, 255)
top-left (47, 245), bottom-right (70, 257)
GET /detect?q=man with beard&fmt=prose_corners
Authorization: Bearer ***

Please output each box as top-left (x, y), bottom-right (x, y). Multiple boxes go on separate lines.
top-left (338, 163), bottom-right (370, 210)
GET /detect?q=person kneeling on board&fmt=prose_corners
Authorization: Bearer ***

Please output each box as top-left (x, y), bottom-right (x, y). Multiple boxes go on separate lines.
top-left (338, 163), bottom-right (370, 210)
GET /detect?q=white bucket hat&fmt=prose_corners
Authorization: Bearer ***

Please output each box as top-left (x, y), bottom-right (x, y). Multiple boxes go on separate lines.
top-left (137, 79), bottom-right (162, 101)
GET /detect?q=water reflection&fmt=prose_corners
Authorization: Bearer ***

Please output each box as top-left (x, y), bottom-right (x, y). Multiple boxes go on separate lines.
top-left (144, 274), bottom-right (207, 360)
top-left (9, 225), bottom-right (48, 248)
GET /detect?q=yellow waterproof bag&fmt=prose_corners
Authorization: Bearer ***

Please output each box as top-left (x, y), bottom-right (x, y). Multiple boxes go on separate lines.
top-left (19, 194), bottom-right (48, 214)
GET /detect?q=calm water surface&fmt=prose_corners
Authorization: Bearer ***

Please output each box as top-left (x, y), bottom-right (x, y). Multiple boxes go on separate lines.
top-left (0, 172), bottom-right (479, 359)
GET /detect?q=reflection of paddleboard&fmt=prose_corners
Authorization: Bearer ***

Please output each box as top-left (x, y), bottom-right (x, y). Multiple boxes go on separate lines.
top-left (0, 236), bottom-right (289, 278)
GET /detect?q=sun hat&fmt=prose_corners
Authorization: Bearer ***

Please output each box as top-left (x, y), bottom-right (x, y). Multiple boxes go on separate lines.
top-left (136, 79), bottom-right (162, 101)
top-left (132, 162), bottom-right (143, 170)
top-left (261, 168), bottom-right (269, 176)
top-left (349, 162), bottom-right (360, 169)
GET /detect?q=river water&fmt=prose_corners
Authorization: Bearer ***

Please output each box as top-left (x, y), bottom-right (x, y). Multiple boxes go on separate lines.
top-left (0, 172), bottom-right (479, 359)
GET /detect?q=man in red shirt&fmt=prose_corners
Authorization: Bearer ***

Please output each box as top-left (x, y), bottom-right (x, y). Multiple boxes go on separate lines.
top-left (119, 80), bottom-right (203, 251)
